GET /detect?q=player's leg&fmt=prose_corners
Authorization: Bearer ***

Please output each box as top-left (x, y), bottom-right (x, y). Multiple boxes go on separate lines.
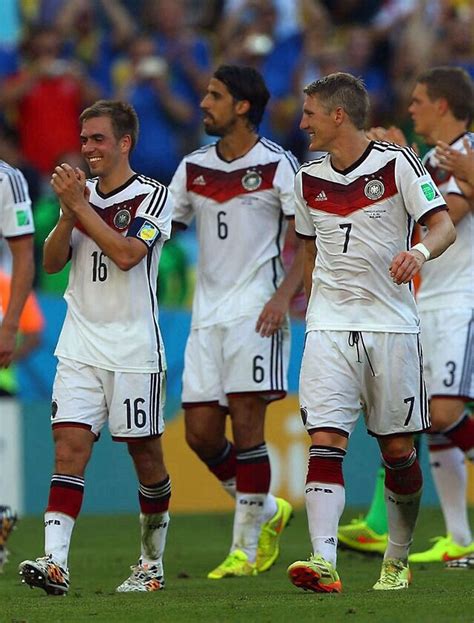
top-left (106, 369), bottom-right (170, 592)
top-left (409, 399), bottom-right (474, 563)
top-left (367, 332), bottom-right (426, 590)
top-left (19, 359), bottom-right (103, 596)
top-left (410, 308), bottom-right (474, 563)
top-left (288, 331), bottom-right (360, 593)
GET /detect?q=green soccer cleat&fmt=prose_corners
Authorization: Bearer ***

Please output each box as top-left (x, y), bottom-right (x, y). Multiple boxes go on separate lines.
top-left (408, 535), bottom-right (474, 563)
top-left (337, 518), bottom-right (387, 555)
top-left (287, 554), bottom-right (342, 593)
top-left (373, 558), bottom-right (411, 590)
top-left (256, 497), bottom-right (293, 572)
top-left (207, 549), bottom-right (257, 579)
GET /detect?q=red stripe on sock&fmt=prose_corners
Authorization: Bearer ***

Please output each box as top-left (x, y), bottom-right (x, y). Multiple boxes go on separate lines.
top-left (306, 456), bottom-right (344, 486)
top-left (138, 493), bottom-right (170, 514)
top-left (236, 459), bottom-right (271, 493)
top-left (383, 455), bottom-right (423, 494)
top-left (444, 417), bottom-right (474, 452)
top-left (46, 484), bottom-right (83, 518)
top-left (207, 446), bottom-right (236, 482)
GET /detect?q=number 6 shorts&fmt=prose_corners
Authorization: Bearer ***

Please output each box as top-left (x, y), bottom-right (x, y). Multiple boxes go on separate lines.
top-left (51, 357), bottom-right (166, 440)
top-left (181, 316), bottom-right (290, 408)
top-left (299, 330), bottom-right (430, 437)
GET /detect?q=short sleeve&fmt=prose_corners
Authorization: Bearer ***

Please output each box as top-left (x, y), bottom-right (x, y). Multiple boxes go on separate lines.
top-left (0, 165), bottom-right (34, 238)
top-left (294, 171), bottom-right (316, 238)
top-left (274, 150), bottom-right (299, 217)
top-left (127, 185), bottom-right (173, 248)
top-left (395, 148), bottom-right (446, 223)
top-left (168, 159), bottom-right (195, 228)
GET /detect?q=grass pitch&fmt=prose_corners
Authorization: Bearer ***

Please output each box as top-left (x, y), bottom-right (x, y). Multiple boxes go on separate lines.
top-left (1, 508), bottom-right (473, 623)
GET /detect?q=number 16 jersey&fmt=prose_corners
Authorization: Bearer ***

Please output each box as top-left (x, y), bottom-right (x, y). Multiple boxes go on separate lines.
top-left (54, 174), bottom-right (173, 372)
top-left (295, 141), bottom-right (446, 333)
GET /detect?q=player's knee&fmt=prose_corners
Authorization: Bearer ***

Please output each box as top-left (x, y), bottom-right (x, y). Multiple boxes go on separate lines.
top-left (54, 438), bottom-right (90, 474)
top-left (379, 435), bottom-right (414, 459)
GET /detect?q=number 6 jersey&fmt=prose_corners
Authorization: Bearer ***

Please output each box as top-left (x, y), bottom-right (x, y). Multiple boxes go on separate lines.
top-left (295, 141), bottom-right (446, 333)
top-left (169, 138), bottom-right (299, 329)
top-left (54, 174), bottom-right (173, 372)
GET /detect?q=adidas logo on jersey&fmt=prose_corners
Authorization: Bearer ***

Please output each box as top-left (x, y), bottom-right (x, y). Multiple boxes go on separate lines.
top-left (315, 191), bottom-right (327, 201)
top-left (192, 175), bottom-right (206, 186)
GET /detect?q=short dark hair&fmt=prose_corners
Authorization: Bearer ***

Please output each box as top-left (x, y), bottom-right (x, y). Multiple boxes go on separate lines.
top-left (213, 64), bottom-right (270, 130)
top-left (416, 66), bottom-right (473, 125)
top-left (304, 72), bottom-right (370, 130)
top-left (79, 100), bottom-right (140, 151)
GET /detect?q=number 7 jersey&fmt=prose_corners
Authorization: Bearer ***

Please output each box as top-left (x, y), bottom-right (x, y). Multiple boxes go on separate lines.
top-left (295, 141), bottom-right (446, 333)
top-left (54, 174), bottom-right (173, 372)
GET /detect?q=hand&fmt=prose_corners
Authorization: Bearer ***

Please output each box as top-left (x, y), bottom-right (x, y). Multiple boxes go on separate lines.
top-left (255, 293), bottom-right (288, 337)
top-left (389, 250), bottom-right (425, 285)
top-left (51, 163), bottom-right (87, 211)
top-left (0, 324), bottom-right (16, 368)
top-left (436, 138), bottom-right (474, 184)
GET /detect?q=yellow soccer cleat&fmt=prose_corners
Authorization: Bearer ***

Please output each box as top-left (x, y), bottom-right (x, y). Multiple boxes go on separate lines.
top-left (207, 549), bottom-right (257, 579)
top-left (288, 554), bottom-right (342, 593)
top-left (337, 518), bottom-right (387, 555)
top-left (373, 558), bottom-right (411, 590)
top-left (256, 497), bottom-right (293, 572)
top-left (408, 535), bottom-right (474, 563)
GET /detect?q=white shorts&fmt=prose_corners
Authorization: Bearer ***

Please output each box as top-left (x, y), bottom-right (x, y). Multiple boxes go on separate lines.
top-left (299, 330), bottom-right (430, 437)
top-left (52, 358), bottom-right (166, 441)
top-left (420, 308), bottom-right (474, 400)
top-left (182, 316), bottom-right (290, 408)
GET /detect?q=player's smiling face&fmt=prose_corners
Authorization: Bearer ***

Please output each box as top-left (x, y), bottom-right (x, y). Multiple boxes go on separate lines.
top-left (80, 116), bottom-right (125, 177)
top-left (408, 83), bottom-right (439, 143)
top-left (200, 78), bottom-right (240, 137)
top-left (300, 94), bottom-right (336, 152)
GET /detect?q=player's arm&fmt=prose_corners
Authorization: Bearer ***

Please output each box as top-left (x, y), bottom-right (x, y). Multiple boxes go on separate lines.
top-left (43, 205), bottom-right (76, 273)
top-left (303, 238), bottom-right (316, 301)
top-left (390, 209), bottom-right (456, 285)
top-left (256, 219), bottom-right (304, 337)
top-left (51, 163), bottom-right (147, 271)
top-left (0, 235), bottom-right (34, 368)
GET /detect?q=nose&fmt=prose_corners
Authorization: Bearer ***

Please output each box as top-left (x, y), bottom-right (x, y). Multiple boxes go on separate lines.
top-left (299, 115), bottom-right (308, 131)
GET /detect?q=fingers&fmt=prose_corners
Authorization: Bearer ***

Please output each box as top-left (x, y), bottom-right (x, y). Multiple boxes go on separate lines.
top-left (255, 311), bottom-right (284, 337)
top-left (389, 251), bottom-right (423, 285)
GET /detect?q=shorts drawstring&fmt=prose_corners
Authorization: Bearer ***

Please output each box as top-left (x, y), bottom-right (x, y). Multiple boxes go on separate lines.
top-left (348, 331), bottom-right (376, 377)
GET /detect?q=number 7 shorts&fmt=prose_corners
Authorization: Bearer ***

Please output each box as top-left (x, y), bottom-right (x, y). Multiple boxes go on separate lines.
top-left (299, 330), bottom-right (430, 437)
top-left (51, 357), bottom-right (166, 441)
top-left (181, 316), bottom-right (290, 408)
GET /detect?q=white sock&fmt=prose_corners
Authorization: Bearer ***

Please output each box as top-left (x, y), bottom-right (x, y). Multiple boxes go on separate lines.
top-left (44, 511), bottom-right (75, 568)
top-left (221, 478), bottom-right (277, 523)
top-left (140, 512), bottom-right (169, 573)
top-left (429, 447), bottom-right (472, 546)
top-left (384, 487), bottom-right (422, 560)
top-left (231, 493), bottom-right (266, 562)
top-left (305, 481), bottom-right (345, 567)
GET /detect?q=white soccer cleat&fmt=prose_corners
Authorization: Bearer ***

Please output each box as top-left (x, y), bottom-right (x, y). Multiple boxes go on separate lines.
top-left (19, 555), bottom-right (69, 596)
top-left (116, 560), bottom-right (164, 592)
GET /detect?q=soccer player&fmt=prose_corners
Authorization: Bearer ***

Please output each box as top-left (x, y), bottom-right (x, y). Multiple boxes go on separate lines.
top-left (0, 159), bottom-right (35, 570)
top-left (287, 72), bottom-right (455, 593)
top-left (338, 68), bottom-right (474, 565)
top-left (169, 65), bottom-right (302, 578)
top-left (19, 100), bottom-right (173, 595)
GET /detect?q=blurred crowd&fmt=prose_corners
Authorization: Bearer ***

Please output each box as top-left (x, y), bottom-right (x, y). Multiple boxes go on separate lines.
top-left (0, 0), bottom-right (473, 306)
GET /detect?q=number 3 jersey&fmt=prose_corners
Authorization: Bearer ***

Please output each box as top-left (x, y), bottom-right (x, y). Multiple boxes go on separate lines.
top-left (295, 141), bottom-right (446, 333)
top-left (169, 138), bottom-right (299, 328)
top-left (54, 174), bottom-right (173, 372)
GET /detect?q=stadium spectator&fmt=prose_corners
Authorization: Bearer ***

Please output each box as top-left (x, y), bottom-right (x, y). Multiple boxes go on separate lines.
top-left (0, 157), bottom-right (35, 571)
top-left (0, 26), bottom-right (99, 180)
top-left (287, 72), bottom-right (455, 593)
top-left (19, 100), bottom-right (173, 595)
top-left (338, 68), bottom-right (474, 567)
top-left (0, 270), bottom-right (44, 571)
top-left (169, 65), bottom-right (302, 578)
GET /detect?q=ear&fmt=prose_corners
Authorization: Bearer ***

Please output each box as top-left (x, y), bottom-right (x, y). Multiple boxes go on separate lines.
top-left (437, 97), bottom-right (449, 116)
top-left (120, 134), bottom-right (132, 153)
top-left (333, 106), bottom-right (345, 126)
top-left (235, 99), bottom-right (251, 117)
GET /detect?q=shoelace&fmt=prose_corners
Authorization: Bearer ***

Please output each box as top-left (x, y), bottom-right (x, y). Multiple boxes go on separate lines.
top-left (381, 560), bottom-right (404, 581)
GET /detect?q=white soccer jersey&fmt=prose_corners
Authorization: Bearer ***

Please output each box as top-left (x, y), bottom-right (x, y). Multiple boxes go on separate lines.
top-left (417, 132), bottom-right (474, 311)
top-left (295, 141), bottom-right (446, 333)
top-left (55, 174), bottom-right (173, 372)
top-left (169, 138), bottom-right (299, 328)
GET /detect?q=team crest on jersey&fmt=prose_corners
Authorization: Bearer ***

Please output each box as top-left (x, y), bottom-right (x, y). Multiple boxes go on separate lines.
top-left (364, 179), bottom-right (385, 200)
top-left (114, 208), bottom-right (131, 230)
top-left (137, 221), bottom-right (160, 246)
top-left (241, 170), bottom-right (262, 191)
